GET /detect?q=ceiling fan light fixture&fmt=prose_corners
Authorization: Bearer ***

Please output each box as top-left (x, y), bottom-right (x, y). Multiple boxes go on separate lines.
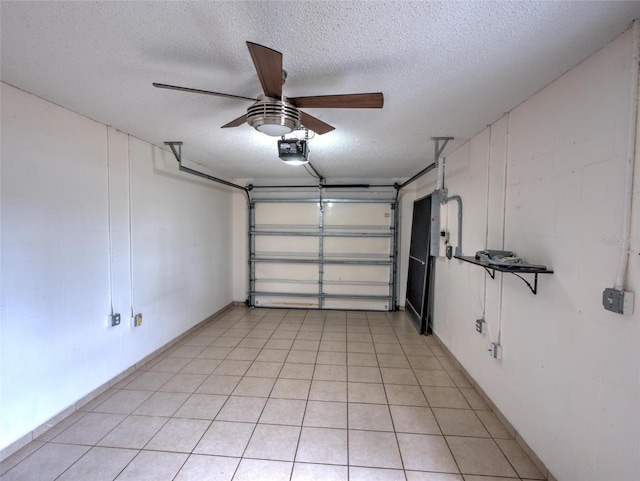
top-left (247, 97), bottom-right (301, 137)
top-left (256, 123), bottom-right (294, 137)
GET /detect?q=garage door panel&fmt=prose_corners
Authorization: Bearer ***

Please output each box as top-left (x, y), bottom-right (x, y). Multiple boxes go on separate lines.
top-left (324, 237), bottom-right (391, 258)
top-left (323, 203), bottom-right (391, 227)
top-left (255, 280), bottom-right (318, 294)
top-left (255, 202), bottom-right (318, 226)
top-left (255, 236), bottom-right (318, 256)
top-left (255, 263), bottom-right (318, 281)
top-left (323, 264), bottom-right (390, 282)
top-left (323, 283), bottom-right (389, 296)
top-left (250, 199), bottom-right (396, 311)
top-left (254, 296), bottom-right (317, 309)
top-left (323, 298), bottom-right (390, 311)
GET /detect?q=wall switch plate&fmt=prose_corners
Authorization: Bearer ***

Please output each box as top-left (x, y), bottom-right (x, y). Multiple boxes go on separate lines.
top-left (109, 313), bottom-right (121, 327)
top-left (488, 342), bottom-right (502, 359)
top-left (603, 288), bottom-right (634, 315)
top-left (133, 313), bottom-right (143, 327)
top-left (475, 319), bottom-right (484, 334)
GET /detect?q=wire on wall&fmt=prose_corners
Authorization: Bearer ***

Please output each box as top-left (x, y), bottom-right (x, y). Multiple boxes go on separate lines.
top-left (106, 127), bottom-right (115, 317)
top-left (614, 19), bottom-right (639, 291)
top-left (127, 134), bottom-right (136, 321)
top-left (482, 124), bottom-right (492, 319)
top-left (496, 113), bottom-right (512, 346)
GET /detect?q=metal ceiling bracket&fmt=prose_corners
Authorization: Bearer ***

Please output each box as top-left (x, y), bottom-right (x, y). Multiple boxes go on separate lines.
top-left (165, 141), bottom-right (183, 163)
top-left (432, 136), bottom-right (453, 192)
top-left (431, 136), bottom-right (453, 162)
top-left (163, 141), bottom-right (249, 195)
top-left (398, 136), bottom-right (454, 191)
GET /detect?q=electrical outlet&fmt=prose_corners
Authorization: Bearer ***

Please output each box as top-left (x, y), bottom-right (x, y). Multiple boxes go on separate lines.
top-left (475, 319), bottom-right (484, 334)
top-left (488, 342), bottom-right (502, 359)
top-left (133, 313), bottom-right (143, 327)
top-left (109, 313), bottom-right (121, 327)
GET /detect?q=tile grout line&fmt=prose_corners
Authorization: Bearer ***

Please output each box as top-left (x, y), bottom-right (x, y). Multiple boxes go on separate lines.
top-left (345, 318), bottom-right (351, 481)
top-left (0, 303), bottom-right (239, 464)
top-left (375, 322), bottom-right (409, 480)
top-left (2, 308), bottom-right (545, 481)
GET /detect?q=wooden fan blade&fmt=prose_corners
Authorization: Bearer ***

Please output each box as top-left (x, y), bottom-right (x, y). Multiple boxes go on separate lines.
top-left (288, 93), bottom-right (384, 109)
top-left (153, 83), bottom-right (257, 102)
top-left (246, 42), bottom-right (283, 99)
top-left (300, 111), bottom-right (335, 135)
top-left (221, 114), bottom-right (248, 128)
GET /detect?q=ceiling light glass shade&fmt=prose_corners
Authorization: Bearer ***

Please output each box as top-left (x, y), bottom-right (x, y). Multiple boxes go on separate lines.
top-left (247, 97), bottom-right (301, 137)
top-left (256, 123), bottom-right (294, 136)
top-left (281, 157), bottom-right (309, 166)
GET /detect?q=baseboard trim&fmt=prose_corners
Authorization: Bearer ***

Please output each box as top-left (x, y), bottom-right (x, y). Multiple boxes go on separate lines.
top-left (0, 302), bottom-right (234, 463)
top-left (432, 332), bottom-right (556, 481)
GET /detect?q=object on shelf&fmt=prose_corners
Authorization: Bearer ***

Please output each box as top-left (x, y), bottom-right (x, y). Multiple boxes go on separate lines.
top-left (474, 250), bottom-right (547, 270)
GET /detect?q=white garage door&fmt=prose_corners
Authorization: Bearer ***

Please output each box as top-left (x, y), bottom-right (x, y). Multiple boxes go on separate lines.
top-left (249, 196), bottom-right (397, 311)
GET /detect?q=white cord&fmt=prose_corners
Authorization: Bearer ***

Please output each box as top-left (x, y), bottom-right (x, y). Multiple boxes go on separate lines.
top-left (614, 20), bottom-right (639, 291)
top-left (480, 125), bottom-right (493, 319)
top-left (106, 127), bottom-right (114, 315)
top-left (128, 135), bottom-right (136, 318)
top-left (496, 113), bottom-right (511, 346)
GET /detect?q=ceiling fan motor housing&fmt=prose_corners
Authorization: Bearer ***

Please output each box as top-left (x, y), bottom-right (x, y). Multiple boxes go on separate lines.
top-left (247, 96), bottom-right (301, 135)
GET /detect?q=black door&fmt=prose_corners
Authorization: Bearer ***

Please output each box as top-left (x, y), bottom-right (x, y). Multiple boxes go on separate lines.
top-left (405, 195), bottom-right (435, 334)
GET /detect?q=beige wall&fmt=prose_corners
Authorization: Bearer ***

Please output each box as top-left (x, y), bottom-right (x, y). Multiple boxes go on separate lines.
top-left (407, 25), bottom-right (639, 481)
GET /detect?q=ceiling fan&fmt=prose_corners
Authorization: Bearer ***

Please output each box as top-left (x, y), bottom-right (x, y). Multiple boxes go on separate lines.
top-left (153, 41), bottom-right (384, 137)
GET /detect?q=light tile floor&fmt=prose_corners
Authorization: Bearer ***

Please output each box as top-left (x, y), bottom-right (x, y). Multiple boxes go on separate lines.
top-left (1, 307), bottom-right (546, 481)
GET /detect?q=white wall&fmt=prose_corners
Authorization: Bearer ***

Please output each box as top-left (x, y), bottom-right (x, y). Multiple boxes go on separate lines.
top-left (406, 26), bottom-right (639, 481)
top-left (0, 83), bottom-right (235, 451)
top-left (232, 189), bottom-right (248, 303)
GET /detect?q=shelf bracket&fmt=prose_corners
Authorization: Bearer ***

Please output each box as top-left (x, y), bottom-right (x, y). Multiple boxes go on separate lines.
top-left (481, 266), bottom-right (538, 294)
top-left (482, 267), bottom-right (496, 280)
top-left (511, 272), bottom-right (539, 295)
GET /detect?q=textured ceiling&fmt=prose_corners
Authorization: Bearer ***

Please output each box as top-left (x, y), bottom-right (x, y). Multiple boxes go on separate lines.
top-left (2, 1), bottom-right (639, 183)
